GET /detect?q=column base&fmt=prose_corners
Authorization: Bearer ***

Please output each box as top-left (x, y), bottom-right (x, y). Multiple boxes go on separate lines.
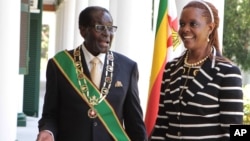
top-left (17, 113), bottom-right (26, 127)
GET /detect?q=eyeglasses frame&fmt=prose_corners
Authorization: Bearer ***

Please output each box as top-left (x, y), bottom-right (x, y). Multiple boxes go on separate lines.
top-left (93, 24), bottom-right (118, 33)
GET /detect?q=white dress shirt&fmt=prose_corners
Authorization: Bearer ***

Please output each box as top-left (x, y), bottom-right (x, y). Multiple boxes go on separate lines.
top-left (81, 44), bottom-right (105, 78)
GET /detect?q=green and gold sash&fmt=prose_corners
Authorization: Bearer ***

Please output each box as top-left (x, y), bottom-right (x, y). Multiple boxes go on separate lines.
top-left (53, 50), bottom-right (130, 141)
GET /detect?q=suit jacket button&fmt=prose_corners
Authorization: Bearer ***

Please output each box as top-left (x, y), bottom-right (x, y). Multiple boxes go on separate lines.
top-left (93, 122), bottom-right (98, 126)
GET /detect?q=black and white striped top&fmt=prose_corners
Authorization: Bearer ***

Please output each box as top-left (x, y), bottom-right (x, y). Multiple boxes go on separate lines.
top-left (150, 53), bottom-right (243, 141)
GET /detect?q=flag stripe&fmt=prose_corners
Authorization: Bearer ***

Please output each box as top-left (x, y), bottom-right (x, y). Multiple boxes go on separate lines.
top-left (150, 0), bottom-right (168, 89)
top-left (145, 0), bottom-right (168, 136)
top-left (155, 0), bottom-right (167, 33)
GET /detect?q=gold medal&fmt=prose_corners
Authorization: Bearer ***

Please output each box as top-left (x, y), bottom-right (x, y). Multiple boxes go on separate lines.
top-left (88, 108), bottom-right (97, 118)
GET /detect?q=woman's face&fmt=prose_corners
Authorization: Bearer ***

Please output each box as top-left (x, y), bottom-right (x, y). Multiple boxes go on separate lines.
top-left (178, 7), bottom-right (213, 51)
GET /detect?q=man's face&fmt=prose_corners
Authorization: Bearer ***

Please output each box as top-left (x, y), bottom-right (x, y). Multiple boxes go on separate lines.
top-left (81, 11), bottom-right (115, 56)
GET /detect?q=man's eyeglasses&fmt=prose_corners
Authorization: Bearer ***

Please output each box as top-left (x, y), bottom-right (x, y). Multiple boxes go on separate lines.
top-left (93, 25), bottom-right (118, 33)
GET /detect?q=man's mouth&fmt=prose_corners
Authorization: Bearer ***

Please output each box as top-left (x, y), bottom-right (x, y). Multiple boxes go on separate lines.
top-left (100, 41), bottom-right (110, 47)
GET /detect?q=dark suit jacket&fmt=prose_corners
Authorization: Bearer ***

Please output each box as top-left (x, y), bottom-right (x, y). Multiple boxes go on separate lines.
top-left (38, 48), bottom-right (147, 141)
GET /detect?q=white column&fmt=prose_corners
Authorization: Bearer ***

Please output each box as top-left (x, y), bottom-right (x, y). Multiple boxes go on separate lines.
top-left (55, 4), bottom-right (64, 53)
top-left (176, 0), bottom-right (225, 51)
top-left (62, 0), bottom-right (76, 50)
top-left (55, 0), bottom-right (76, 53)
top-left (73, 0), bottom-right (89, 47)
top-left (108, 0), bottom-right (117, 51)
top-left (0, 0), bottom-right (20, 140)
top-left (88, 0), bottom-right (109, 9)
top-left (110, 0), bottom-right (154, 116)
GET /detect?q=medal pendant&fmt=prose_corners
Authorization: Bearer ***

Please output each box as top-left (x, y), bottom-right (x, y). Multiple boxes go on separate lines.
top-left (88, 108), bottom-right (97, 118)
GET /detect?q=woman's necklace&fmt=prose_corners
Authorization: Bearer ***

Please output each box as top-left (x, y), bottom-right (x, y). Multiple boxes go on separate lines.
top-left (184, 51), bottom-right (209, 67)
top-left (179, 51), bottom-right (209, 102)
top-left (73, 45), bottom-right (114, 118)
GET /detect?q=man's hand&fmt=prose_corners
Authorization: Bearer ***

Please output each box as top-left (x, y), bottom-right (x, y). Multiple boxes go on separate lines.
top-left (36, 130), bottom-right (53, 141)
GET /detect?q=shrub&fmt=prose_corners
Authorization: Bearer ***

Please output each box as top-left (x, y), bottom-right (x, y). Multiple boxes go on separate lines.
top-left (243, 84), bottom-right (250, 124)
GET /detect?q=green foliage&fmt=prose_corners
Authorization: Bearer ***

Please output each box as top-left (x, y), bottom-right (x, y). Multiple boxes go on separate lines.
top-left (243, 84), bottom-right (250, 124)
top-left (244, 102), bottom-right (250, 124)
top-left (224, 0), bottom-right (250, 125)
top-left (223, 0), bottom-right (250, 71)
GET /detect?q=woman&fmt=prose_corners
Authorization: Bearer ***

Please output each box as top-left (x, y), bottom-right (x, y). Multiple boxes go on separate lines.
top-left (150, 1), bottom-right (243, 140)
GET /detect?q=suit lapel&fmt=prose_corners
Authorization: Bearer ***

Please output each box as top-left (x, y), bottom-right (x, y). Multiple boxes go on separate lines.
top-left (112, 52), bottom-right (120, 80)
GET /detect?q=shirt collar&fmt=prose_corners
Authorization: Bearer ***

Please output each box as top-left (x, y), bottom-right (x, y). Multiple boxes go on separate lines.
top-left (81, 44), bottom-right (106, 65)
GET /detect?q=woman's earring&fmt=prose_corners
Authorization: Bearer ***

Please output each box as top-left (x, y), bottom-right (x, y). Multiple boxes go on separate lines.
top-left (207, 34), bottom-right (210, 42)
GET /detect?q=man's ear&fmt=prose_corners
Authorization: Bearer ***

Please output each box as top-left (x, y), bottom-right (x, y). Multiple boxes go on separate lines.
top-left (79, 26), bottom-right (87, 38)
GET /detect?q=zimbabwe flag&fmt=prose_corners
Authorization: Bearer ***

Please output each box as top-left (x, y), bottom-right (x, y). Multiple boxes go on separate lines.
top-left (144, 0), bottom-right (182, 136)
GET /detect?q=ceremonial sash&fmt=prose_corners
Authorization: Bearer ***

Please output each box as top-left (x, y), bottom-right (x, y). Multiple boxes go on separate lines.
top-left (53, 50), bottom-right (130, 141)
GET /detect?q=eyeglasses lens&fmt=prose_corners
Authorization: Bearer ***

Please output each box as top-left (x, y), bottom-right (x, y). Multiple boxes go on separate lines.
top-left (95, 25), bottom-right (117, 33)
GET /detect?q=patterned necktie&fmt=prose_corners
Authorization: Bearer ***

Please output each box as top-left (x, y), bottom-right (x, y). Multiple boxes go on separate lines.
top-left (90, 57), bottom-right (101, 88)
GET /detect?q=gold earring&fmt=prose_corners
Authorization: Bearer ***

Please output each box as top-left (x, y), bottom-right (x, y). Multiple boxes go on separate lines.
top-left (207, 33), bottom-right (211, 42)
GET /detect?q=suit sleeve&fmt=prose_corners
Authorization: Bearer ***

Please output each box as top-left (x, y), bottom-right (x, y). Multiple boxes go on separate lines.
top-left (219, 65), bottom-right (243, 131)
top-left (38, 59), bottom-right (59, 138)
top-left (123, 62), bottom-right (147, 141)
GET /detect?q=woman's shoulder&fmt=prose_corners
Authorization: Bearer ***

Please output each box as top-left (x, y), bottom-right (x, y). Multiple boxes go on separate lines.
top-left (215, 58), bottom-right (242, 75)
top-left (166, 55), bottom-right (184, 67)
